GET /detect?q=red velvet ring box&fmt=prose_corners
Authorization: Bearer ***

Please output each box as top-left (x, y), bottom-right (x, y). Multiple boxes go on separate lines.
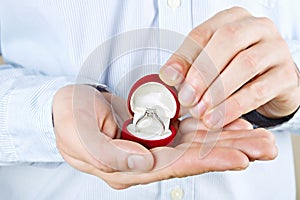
top-left (121, 74), bottom-right (180, 149)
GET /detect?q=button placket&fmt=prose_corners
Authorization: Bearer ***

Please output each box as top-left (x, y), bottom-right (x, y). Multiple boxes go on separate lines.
top-left (158, 0), bottom-right (193, 68)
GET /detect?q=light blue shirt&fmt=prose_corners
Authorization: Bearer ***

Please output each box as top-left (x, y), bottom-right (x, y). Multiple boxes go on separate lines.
top-left (0, 0), bottom-right (299, 199)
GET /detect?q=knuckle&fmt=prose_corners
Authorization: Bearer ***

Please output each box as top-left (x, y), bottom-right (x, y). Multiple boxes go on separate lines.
top-left (257, 17), bottom-right (276, 30)
top-left (276, 38), bottom-right (289, 51)
top-left (256, 128), bottom-right (276, 143)
top-left (188, 27), bottom-right (212, 47)
top-left (202, 94), bottom-right (213, 109)
top-left (227, 6), bottom-right (249, 16)
top-left (267, 132), bottom-right (276, 143)
top-left (94, 162), bottom-right (115, 173)
top-left (241, 50), bottom-right (259, 72)
top-left (184, 80), bottom-right (207, 104)
top-left (239, 157), bottom-right (250, 170)
top-left (248, 82), bottom-right (267, 103)
top-left (230, 149), bottom-right (250, 170)
top-left (174, 51), bottom-right (195, 66)
top-left (218, 24), bottom-right (242, 40)
top-left (258, 137), bottom-right (278, 160)
top-left (262, 129), bottom-right (276, 142)
top-left (220, 6), bottom-right (249, 17)
top-left (189, 59), bottom-right (217, 86)
top-left (169, 54), bottom-right (192, 72)
top-left (269, 145), bottom-right (278, 160)
top-left (230, 96), bottom-right (243, 114)
top-left (186, 66), bottom-right (208, 87)
top-left (252, 138), bottom-right (268, 158)
top-left (106, 182), bottom-right (130, 190)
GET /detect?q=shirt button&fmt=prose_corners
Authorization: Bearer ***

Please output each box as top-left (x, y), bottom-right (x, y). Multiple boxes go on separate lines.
top-left (167, 0), bottom-right (181, 9)
top-left (170, 186), bottom-right (184, 200)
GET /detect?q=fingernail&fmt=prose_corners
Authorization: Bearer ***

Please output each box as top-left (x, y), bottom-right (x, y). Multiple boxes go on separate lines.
top-left (203, 110), bottom-right (224, 129)
top-left (159, 65), bottom-right (183, 85)
top-left (127, 155), bottom-right (151, 171)
top-left (189, 101), bottom-right (207, 118)
top-left (178, 83), bottom-right (196, 106)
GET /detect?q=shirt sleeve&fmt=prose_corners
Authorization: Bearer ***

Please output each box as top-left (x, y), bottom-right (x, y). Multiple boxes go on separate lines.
top-left (0, 63), bottom-right (74, 164)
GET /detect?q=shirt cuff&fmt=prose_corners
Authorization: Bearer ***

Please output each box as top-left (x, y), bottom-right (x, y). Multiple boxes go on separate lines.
top-left (6, 77), bottom-right (74, 163)
top-left (242, 108), bottom-right (299, 128)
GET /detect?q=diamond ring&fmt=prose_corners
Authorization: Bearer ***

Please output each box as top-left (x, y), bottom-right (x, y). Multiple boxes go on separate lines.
top-left (135, 108), bottom-right (165, 136)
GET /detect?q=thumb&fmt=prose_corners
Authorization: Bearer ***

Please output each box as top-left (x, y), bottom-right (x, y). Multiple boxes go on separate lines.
top-left (76, 130), bottom-right (154, 172)
top-left (108, 139), bottom-right (154, 171)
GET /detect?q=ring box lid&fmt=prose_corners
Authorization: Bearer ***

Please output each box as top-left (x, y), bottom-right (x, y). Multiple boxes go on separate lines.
top-left (127, 74), bottom-right (180, 130)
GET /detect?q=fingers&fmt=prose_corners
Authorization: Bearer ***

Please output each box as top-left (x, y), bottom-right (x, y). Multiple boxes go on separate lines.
top-left (189, 39), bottom-right (284, 120)
top-left (223, 118), bottom-right (253, 130)
top-left (178, 128), bottom-right (277, 161)
top-left (148, 145), bottom-right (250, 178)
top-left (159, 7), bottom-right (251, 86)
top-left (215, 132), bottom-right (278, 161)
top-left (100, 127), bottom-right (278, 188)
top-left (159, 6), bottom-right (299, 129)
top-left (178, 17), bottom-right (274, 108)
top-left (70, 127), bottom-right (277, 190)
top-left (102, 93), bottom-right (131, 135)
top-left (153, 127), bottom-right (277, 175)
top-left (179, 120), bottom-right (258, 144)
top-left (178, 117), bottom-right (252, 134)
top-left (199, 17), bottom-right (274, 74)
top-left (101, 145), bottom-right (250, 189)
top-left (201, 66), bottom-right (292, 128)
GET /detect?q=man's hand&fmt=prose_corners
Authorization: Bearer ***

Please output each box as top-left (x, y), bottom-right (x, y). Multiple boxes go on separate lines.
top-left (159, 7), bottom-right (300, 129)
top-left (52, 85), bottom-right (277, 189)
top-left (53, 85), bottom-right (155, 173)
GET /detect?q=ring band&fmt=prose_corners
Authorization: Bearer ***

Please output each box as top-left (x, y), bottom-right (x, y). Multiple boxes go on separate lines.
top-left (135, 108), bottom-right (165, 135)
